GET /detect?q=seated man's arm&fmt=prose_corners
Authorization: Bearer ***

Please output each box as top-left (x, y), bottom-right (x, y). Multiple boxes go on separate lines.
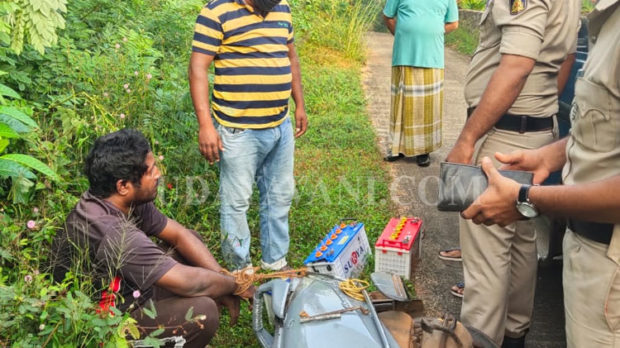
top-left (158, 219), bottom-right (223, 272)
top-left (156, 263), bottom-right (239, 298)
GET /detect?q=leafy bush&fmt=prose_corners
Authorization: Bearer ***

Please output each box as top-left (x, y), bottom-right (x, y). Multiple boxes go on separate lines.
top-left (1, 0), bottom-right (391, 345)
top-left (457, 0), bottom-right (486, 11)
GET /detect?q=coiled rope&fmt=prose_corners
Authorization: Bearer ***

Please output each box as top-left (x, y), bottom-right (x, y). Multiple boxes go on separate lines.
top-left (222, 267), bottom-right (308, 295)
top-left (223, 268), bottom-right (369, 302)
top-left (338, 278), bottom-right (370, 301)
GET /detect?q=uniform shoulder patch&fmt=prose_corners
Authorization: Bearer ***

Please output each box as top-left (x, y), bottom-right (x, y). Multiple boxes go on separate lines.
top-left (510, 0), bottom-right (527, 15)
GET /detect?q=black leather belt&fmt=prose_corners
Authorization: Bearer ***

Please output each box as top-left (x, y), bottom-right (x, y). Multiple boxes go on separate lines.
top-left (568, 219), bottom-right (614, 245)
top-left (467, 107), bottom-right (554, 134)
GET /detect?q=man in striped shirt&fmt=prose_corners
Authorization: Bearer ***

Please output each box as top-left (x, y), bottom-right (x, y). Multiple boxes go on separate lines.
top-left (189, 0), bottom-right (307, 272)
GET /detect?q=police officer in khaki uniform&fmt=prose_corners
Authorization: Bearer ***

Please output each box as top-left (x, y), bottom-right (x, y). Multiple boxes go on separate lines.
top-left (459, 2), bottom-right (620, 346)
top-left (445, 0), bottom-right (581, 345)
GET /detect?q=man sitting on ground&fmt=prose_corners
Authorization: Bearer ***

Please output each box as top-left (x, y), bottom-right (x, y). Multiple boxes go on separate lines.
top-left (51, 129), bottom-right (252, 347)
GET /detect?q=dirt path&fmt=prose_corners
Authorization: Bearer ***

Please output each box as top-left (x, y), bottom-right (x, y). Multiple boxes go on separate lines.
top-left (362, 31), bottom-right (566, 347)
top-left (362, 30), bottom-right (468, 319)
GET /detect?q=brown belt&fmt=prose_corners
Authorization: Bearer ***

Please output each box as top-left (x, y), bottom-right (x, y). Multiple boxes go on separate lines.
top-left (568, 219), bottom-right (614, 245)
top-left (467, 107), bottom-right (555, 133)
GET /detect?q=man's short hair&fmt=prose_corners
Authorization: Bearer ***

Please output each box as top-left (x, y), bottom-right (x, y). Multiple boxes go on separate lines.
top-left (85, 129), bottom-right (151, 198)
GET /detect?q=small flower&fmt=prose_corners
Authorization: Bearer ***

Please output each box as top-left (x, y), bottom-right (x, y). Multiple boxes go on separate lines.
top-left (134, 71), bottom-right (139, 76)
top-left (103, 92), bottom-right (109, 98)
top-left (24, 274), bottom-right (33, 283)
top-left (123, 37), bottom-right (128, 42)
top-left (126, 89), bottom-right (131, 93)
top-left (120, 113), bottom-right (126, 119)
top-left (34, 269), bottom-right (40, 275)
top-left (27, 220), bottom-right (36, 229)
top-left (115, 43), bottom-right (121, 49)
top-left (33, 207), bottom-right (39, 213)
top-left (123, 83), bottom-right (129, 89)
top-left (154, 140), bottom-right (159, 145)
top-left (158, 155), bottom-right (164, 161)
top-left (132, 290), bottom-right (141, 299)
top-left (166, 183), bottom-right (174, 190)
top-left (39, 324), bottom-right (45, 331)
top-left (146, 73), bottom-right (153, 80)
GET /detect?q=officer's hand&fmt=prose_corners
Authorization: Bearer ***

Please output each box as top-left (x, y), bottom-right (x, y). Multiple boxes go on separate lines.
top-left (445, 139), bottom-right (475, 164)
top-left (217, 294), bottom-right (240, 326)
top-left (294, 107), bottom-right (308, 138)
top-left (496, 150), bottom-right (550, 184)
top-left (198, 125), bottom-right (223, 165)
top-left (461, 157), bottom-right (522, 227)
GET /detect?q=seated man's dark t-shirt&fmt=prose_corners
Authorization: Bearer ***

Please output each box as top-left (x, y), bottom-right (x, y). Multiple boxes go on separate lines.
top-left (52, 191), bottom-right (177, 311)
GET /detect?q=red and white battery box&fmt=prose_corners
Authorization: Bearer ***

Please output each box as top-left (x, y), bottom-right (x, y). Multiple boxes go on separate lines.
top-left (374, 217), bottom-right (423, 280)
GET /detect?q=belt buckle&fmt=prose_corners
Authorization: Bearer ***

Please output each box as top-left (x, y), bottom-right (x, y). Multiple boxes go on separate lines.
top-left (519, 115), bottom-right (527, 134)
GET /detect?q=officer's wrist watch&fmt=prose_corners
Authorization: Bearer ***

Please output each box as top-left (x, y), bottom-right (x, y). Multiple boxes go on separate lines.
top-left (516, 184), bottom-right (539, 218)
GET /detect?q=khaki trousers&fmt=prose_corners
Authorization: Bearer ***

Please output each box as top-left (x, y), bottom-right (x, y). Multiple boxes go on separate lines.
top-left (564, 230), bottom-right (620, 347)
top-left (459, 126), bottom-right (557, 344)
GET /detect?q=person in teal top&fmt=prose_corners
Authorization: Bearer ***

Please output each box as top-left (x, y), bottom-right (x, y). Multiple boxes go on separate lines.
top-left (383, 0), bottom-right (458, 166)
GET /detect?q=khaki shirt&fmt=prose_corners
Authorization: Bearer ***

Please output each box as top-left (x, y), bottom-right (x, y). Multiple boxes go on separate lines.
top-left (562, 0), bottom-right (620, 262)
top-left (464, 0), bottom-right (580, 117)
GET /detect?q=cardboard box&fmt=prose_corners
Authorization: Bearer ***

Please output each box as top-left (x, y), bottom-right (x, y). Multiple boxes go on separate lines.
top-left (304, 221), bottom-right (371, 279)
top-left (374, 217), bottom-right (423, 280)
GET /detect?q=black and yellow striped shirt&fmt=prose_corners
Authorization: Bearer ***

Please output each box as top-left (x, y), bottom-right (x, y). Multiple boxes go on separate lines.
top-left (192, 0), bottom-right (294, 129)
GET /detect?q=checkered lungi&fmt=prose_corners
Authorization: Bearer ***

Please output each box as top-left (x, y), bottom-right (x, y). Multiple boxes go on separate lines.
top-left (387, 66), bottom-right (444, 157)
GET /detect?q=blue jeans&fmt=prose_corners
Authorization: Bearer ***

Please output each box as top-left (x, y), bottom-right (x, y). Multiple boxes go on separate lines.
top-left (216, 118), bottom-right (294, 270)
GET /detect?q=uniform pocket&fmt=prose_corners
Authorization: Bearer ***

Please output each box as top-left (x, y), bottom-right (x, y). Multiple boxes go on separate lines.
top-left (571, 79), bottom-right (618, 152)
top-left (604, 269), bottom-right (620, 331)
top-left (476, 2), bottom-right (500, 50)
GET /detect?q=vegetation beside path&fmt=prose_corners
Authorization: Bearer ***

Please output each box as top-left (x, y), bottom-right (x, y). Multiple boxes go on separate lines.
top-left (0, 0), bottom-right (389, 346)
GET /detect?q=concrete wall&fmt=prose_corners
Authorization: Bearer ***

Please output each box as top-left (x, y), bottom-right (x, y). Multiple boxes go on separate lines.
top-left (458, 9), bottom-right (483, 32)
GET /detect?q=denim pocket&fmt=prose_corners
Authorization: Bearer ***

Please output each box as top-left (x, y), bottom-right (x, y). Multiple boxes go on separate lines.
top-left (217, 124), bottom-right (249, 139)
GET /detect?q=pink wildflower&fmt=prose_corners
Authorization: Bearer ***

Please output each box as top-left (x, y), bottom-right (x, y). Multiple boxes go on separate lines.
top-left (158, 155), bottom-right (164, 161)
top-left (126, 89), bottom-right (131, 93)
top-left (24, 274), bottom-right (33, 283)
top-left (103, 92), bottom-right (109, 97)
top-left (146, 73), bottom-right (153, 80)
top-left (33, 207), bottom-right (39, 213)
top-left (134, 71), bottom-right (139, 76)
top-left (115, 43), bottom-right (121, 49)
top-left (120, 113), bottom-right (126, 119)
top-left (27, 220), bottom-right (36, 229)
top-left (132, 290), bottom-right (141, 298)
top-left (123, 83), bottom-right (129, 89)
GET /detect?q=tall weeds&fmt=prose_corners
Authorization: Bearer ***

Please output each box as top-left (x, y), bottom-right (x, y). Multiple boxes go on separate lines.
top-left (291, 0), bottom-right (381, 62)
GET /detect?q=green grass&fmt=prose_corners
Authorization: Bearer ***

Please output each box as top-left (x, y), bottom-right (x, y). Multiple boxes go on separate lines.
top-left (209, 4), bottom-right (392, 348)
top-left (445, 26), bottom-right (479, 56)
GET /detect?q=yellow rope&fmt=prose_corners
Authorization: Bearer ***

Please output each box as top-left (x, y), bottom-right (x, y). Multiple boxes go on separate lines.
top-left (338, 279), bottom-right (369, 301)
top-left (223, 268), bottom-right (369, 302)
top-left (222, 267), bottom-right (308, 296)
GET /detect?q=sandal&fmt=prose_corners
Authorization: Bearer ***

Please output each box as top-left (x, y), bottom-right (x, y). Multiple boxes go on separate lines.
top-left (384, 153), bottom-right (404, 162)
top-left (450, 282), bottom-right (465, 298)
top-left (416, 154), bottom-right (430, 167)
top-left (438, 248), bottom-right (462, 262)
